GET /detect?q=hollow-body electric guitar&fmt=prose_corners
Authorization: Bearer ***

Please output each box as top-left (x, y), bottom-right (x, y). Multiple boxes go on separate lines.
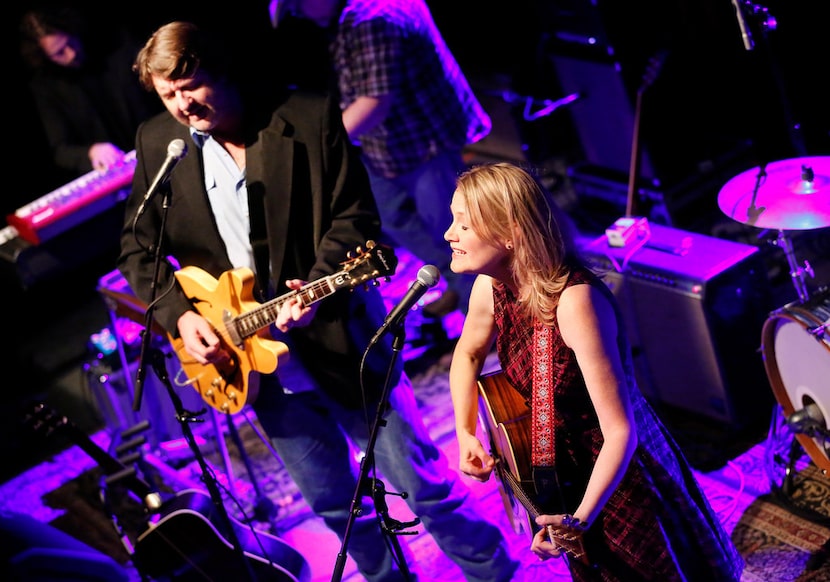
top-left (477, 371), bottom-right (590, 565)
top-left (169, 241), bottom-right (397, 414)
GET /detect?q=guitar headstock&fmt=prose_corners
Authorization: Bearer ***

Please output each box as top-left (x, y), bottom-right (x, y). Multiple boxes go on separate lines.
top-left (22, 402), bottom-right (157, 500)
top-left (638, 49), bottom-right (670, 94)
top-left (341, 240), bottom-right (399, 289)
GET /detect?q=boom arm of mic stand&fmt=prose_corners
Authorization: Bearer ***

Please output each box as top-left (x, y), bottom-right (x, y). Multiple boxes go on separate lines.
top-left (522, 92), bottom-right (580, 121)
top-left (494, 90), bottom-right (581, 121)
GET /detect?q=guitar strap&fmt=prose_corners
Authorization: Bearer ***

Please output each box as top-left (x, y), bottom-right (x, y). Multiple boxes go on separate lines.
top-left (528, 324), bottom-right (592, 564)
top-left (248, 185), bottom-right (271, 302)
top-left (532, 322), bottom-right (555, 466)
top-left (530, 322), bottom-right (569, 513)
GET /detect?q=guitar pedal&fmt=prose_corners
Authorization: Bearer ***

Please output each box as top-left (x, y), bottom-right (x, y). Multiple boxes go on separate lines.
top-left (605, 217), bottom-right (650, 248)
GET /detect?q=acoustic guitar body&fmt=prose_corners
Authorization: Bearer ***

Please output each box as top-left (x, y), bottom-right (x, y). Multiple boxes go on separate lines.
top-left (135, 489), bottom-right (311, 582)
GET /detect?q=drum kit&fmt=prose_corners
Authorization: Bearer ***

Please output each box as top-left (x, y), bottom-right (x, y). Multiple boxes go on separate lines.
top-left (717, 156), bottom-right (830, 488)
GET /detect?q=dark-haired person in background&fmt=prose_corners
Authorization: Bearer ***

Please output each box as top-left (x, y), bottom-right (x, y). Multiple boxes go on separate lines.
top-left (19, 4), bottom-right (160, 177)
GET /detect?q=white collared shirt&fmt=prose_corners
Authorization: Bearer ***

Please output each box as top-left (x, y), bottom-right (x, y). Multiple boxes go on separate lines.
top-left (191, 129), bottom-right (255, 272)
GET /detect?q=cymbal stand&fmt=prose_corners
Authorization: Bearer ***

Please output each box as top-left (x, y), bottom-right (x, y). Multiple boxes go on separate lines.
top-left (772, 230), bottom-right (814, 303)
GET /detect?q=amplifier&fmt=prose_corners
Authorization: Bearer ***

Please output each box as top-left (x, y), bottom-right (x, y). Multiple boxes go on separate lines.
top-left (579, 223), bottom-right (774, 427)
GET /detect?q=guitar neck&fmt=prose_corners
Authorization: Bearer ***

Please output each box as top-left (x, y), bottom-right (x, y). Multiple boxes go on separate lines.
top-left (498, 462), bottom-right (541, 520)
top-left (233, 272), bottom-right (341, 340)
top-left (625, 90), bottom-right (645, 218)
top-left (273, 275), bottom-right (339, 310)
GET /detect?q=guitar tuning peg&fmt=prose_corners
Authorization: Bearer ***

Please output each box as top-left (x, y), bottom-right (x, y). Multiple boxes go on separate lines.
top-left (366, 240), bottom-right (376, 249)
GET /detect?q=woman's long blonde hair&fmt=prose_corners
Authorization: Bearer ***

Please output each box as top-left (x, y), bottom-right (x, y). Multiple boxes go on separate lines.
top-left (455, 162), bottom-right (578, 325)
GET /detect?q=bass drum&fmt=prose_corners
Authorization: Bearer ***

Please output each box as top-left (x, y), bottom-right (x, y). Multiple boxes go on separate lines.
top-left (762, 287), bottom-right (830, 472)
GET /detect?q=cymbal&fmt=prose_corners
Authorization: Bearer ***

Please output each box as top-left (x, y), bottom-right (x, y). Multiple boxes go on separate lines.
top-left (718, 156), bottom-right (830, 230)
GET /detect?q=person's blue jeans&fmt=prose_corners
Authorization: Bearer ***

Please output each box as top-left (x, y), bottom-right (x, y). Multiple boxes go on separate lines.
top-left (252, 368), bottom-right (517, 581)
top-left (366, 150), bottom-right (476, 313)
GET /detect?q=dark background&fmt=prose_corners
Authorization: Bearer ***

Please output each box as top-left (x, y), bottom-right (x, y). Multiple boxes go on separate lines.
top-left (5, 0), bottom-right (830, 210)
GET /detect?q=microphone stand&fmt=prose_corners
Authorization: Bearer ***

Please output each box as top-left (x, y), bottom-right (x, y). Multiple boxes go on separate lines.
top-left (733, 2), bottom-right (807, 157)
top-left (132, 189), bottom-right (257, 581)
top-left (331, 321), bottom-right (419, 582)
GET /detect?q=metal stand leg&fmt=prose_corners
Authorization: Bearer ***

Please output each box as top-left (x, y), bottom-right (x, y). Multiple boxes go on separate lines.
top-left (210, 408), bottom-right (237, 498)
top-left (774, 230), bottom-right (814, 303)
top-left (224, 412), bottom-right (279, 530)
top-left (765, 403), bottom-right (801, 496)
top-left (766, 402), bottom-right (830, 533)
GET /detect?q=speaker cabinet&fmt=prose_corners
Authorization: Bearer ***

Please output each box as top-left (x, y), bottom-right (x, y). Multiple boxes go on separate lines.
top-left (580, 223), bottom-right (774, 427)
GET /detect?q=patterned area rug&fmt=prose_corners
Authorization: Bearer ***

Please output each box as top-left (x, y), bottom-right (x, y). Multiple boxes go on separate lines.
top-left (735, 497), bottom-right (830, 581)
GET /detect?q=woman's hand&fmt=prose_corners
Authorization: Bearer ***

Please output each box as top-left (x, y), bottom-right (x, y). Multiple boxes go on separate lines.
top-left (457, 431), bottom-right (495, 482)
top-left (531, 514), bottom-right (589, 562)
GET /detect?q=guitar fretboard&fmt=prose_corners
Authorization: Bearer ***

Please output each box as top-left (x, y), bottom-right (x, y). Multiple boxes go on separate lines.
top-left (496, 460), bottom-right (541, 519)
top-left (235, 277), bottom-right (336, 339)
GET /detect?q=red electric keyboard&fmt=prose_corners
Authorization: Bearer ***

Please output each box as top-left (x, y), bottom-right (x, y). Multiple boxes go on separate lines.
top-left (7, 150), bottom-right (137, 245)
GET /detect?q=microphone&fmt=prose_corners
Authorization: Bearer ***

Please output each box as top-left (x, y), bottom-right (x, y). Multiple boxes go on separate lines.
top-left (731, 0), bottom-right (754, 51)
top-left (136, 139), bottom-right (188, 216)
top-left (369, 265), bottom-right (440, 346)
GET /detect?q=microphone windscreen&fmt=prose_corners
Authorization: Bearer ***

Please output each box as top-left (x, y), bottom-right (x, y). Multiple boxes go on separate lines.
top-left (167, 138), bottom-right (187, 159)
top-left (417, 265), bottom-right (440, 287)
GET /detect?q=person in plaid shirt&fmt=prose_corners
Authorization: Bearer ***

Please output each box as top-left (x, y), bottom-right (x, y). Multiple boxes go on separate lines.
top-left (277, 0), bottom-right (490, 320)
